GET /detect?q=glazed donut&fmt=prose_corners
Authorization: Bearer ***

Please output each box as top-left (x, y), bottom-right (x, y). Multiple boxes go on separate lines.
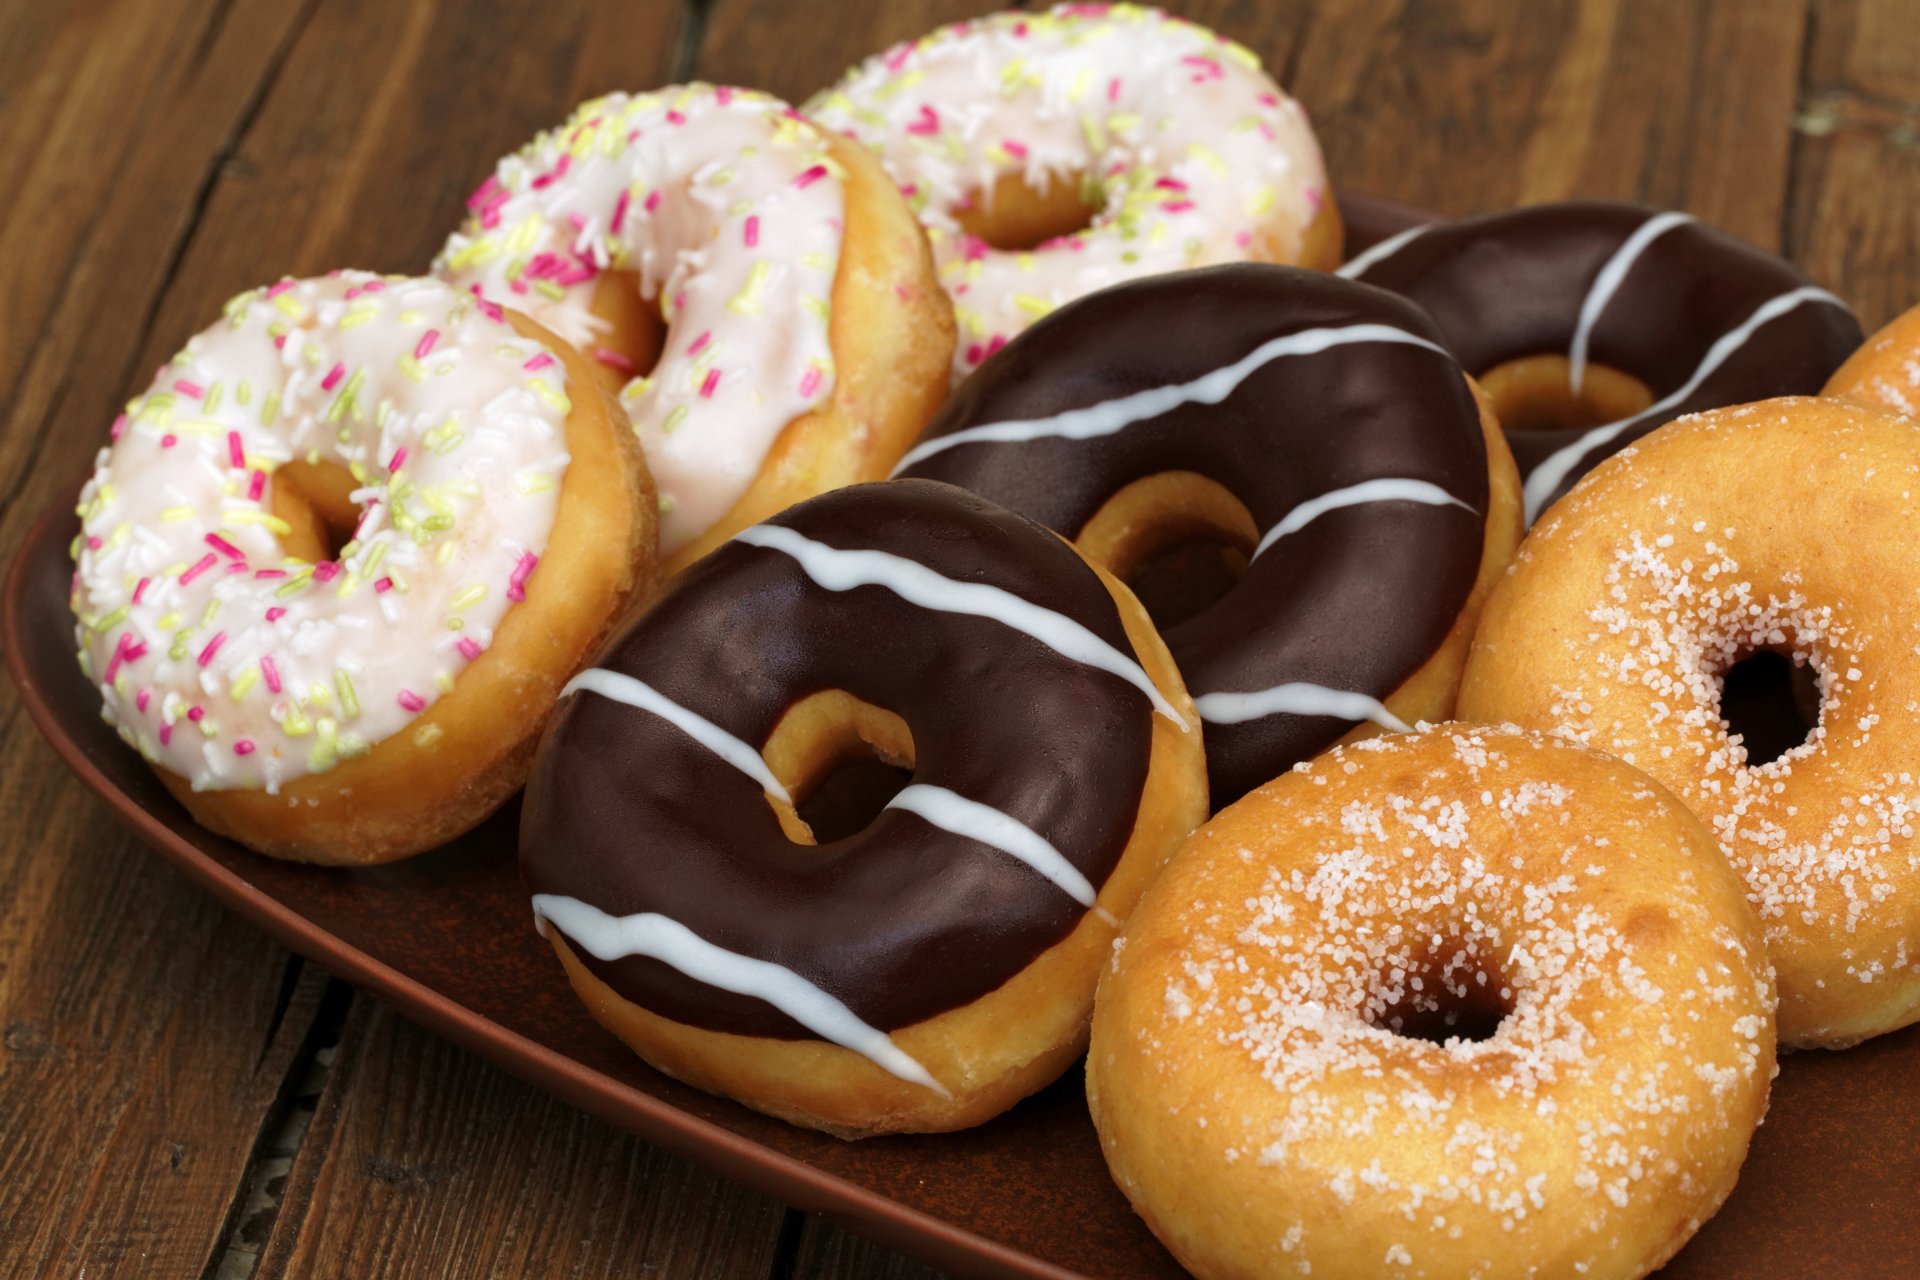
top-left (1341, 201), bottom-right (1863, 520)
top-left (895, 264), bottom-right (1522, 807)
top-left (806, 3), bottom-right (1340, 382)
top-left (434, 85), bottom-right (953, 573)
top-left (1460, 397), bottom-right (1920, 1048)
top-left (69, 272), bottom-right (654, 864)
top-left (519, 479), bottom-right (1206, 1136)
top-left (1823, 301), bottom-right (1920, 413)
top-left (1089, 724), bottom-right (1775, 1280)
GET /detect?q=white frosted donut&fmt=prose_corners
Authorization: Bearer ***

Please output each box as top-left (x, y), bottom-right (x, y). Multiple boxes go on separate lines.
top-left (434, 85), bottom-right (951, 566)
top-left (70, 271), bottom-right (653, 862)
top-left (806, 3), bottom-right (1338, 380)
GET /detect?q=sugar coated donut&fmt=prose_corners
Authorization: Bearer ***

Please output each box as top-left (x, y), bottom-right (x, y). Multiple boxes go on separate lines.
top-left (1342, 201), bottom-right (1862, 521)
top-left (1461, 397), bottom-right (1920, 1048)
top-left (1089, 724), bottom-right (1775, 1280)
top-left (1823, 301), bottom-right (1920, 413)
top-left (520, 479), bottom-right (1206, 1136)
top-left (70, 272), bottom-right (654, 864)
top-left (435, 85), bottom-right (953, 572)
top-left (896, 264), bottom-right (1521, 807)
top-left (806, 4), bottom-right (1339, 382)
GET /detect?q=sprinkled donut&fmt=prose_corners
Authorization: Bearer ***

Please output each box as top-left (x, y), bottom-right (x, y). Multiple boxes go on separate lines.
top-left (1462, 398), bottom-right (1920, 1048)
top-left (70, 272), bottom-right (654, 864)
top-left (1341, 201), bottom-right (1863, 521)
top-left (1823, 300), bottom-right (1920, 413)
top-left (896, 264), bottom-right (1522, 807)
top-left (806, 4), bottom-right (1339, 382)
top-left (435, 85), bottom-right (952, 573)
top-left (1089, 724), bottom-right (1775, 1280)
top-left (520, 480), bottom-right (1206, 1136)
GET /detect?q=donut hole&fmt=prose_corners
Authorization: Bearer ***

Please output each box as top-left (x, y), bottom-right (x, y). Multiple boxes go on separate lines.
top-left (762, 691), bottom-right (916, 845)
top-left (1366, 940), bottom-right (1513, 1046)
top-left (270, 459), bottom-right (361, 562)
top-left (954, 170), bottom-right (1104, 251)
top-left (1076, 472), bottom-right (1259, 631)
top-left (1717, 648), bottom-right (1823, 767)
top-left (1478, 354), bottom-right (1654, 432)
top-left (586, 269), bottom-right (669, 398)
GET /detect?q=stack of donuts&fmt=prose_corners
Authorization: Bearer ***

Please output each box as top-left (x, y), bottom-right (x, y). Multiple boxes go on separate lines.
top-left (62, 4), bottom-right (1920, 1277)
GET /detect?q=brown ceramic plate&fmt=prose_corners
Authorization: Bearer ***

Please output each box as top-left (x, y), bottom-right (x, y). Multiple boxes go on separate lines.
top-left (7, 195), bottom-right (1919, 1279)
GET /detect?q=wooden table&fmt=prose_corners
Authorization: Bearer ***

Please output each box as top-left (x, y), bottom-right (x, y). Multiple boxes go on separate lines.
top-left (2, 0), bottom-right (1915, 1275)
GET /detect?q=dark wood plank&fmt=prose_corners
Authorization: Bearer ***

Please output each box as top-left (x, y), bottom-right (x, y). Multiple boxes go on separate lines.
top-left (253, 1001), bottom-right (786, 1279)
top-left (1789, 0), bottom-right (1920, 328)
top-left (785, 1215), bottom-right (947, 1280)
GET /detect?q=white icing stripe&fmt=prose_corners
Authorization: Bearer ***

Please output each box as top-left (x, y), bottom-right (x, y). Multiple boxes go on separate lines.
top-left (564, 667), bottom-right (792, 804)
top-left (1523, 285), bottom-right (1850, 521)
top-left (1567, 212), bottom-right (1693, 395)
top-left (892, 324), bottom-right (1449, 474)
top-left (1252, 478), bottom-right (1476, 561)
top-left (1194, 683), bottom-right (1411, 733)
top-left (531, 894), bottom-right (949, 1095)
top-left (885, 783), bottom-right (1098, 909)
top-left (1336, 224), bottom-right (1429, 279)
top-left (733, 523), bottom-right (1187, 728)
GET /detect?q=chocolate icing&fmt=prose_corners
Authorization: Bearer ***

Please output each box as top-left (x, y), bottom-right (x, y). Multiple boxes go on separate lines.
top-left (520, 480), bottom-right (1155, 1038)
top-left (897, 264), bottom-right (1490, 805)
top-left (1344, 201), bottom-right (1863, 515)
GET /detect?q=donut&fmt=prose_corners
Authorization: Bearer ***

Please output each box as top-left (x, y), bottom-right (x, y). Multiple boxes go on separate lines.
top-left (1088, 724), bottom-right (1775, 1280)
top-left (434, 85), bottom-right (953, 574)
top-left (805, 3), bottom-right (1340, 383)
top-left (519, 479), bottom-right (1207, 1136)
top-left (1823, 301), bottom-right (1920, 413)
top-left (69, 272), bottom-right (654, 864)
top-left (895, 264), bottom-right (1523, 808)
top-left (1459, 397), bottom-right (1920, 1048)
top-left (1340, 200), bottom-right (1863, 521)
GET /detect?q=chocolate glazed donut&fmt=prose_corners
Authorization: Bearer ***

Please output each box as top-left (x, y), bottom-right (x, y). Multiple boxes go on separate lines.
top-left (1341, 200), bottom-right (1863, 520)
top-left (520, 479), bottom-right (1206, 1134)
top-left (896, 264), bottom-right (1520, 807)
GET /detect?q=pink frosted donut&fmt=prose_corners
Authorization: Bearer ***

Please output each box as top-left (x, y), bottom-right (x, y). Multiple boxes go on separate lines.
top-left (806, 3), bottom-right (1340, 380)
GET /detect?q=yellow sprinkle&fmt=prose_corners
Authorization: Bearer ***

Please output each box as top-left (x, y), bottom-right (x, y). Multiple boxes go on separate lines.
top-left (434, 671), bottom-right (456, 694)
top-left (450, 584), bottom-right (486, 611)
top-left (236, 381), bottom-right (252, 407)
top-left (262, 391), bottom-right (281, 427)
top-left (1187, 142), bottom-right (1227, 177)
top-left (533, 279), bottom-right (566, 302)
top-left (516, 470), bottom-right (557, 496)
top-left (1013, 294), bottom-right (1053, 317)
top-left (230, 667), bottom-right (260, 701)
top-left (224, 510), bottom-right (293, 536)
top-left (157, 612), bottom-right (183, 632)
top-left (1248, 184), bottom-right (1276, 216)
top-left (309, 681), bottom-right (332, 708)
top-left (273, 294), bottom-right (306, 320)
top-left (334, 671), bottom-right (360, 720)
top-left (399, 309), bottom-right (425, 325)
top-left (436, 541), bottom-right (455, 566)
top-left (339, 306), bottom-right (378, 330)
top-left (728, 260), bottom-right (772, 315)
top-left (161, 507), bottom-right (194, 523)
top-left (281, 705), bottom-right (312, 737)
top-left (662, 404), bottom-right (689, 434)
top-left (527, 377), bottom-right (571, 414)
top-left (414, 723), bottom-right (444, 747)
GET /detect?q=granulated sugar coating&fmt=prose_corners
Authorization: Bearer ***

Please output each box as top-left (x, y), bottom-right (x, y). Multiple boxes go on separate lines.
top-left (1462, 396), bottom-right (1920, 1048)
top-left (1824, 302), bottom-right (1920, 417)
top-left (1087, 724), bottom-right (1774, 1280)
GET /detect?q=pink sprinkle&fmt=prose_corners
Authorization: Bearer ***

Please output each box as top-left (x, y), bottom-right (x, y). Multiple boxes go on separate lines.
top-left (457, 637), bottom-right (483, 661)
top-left (197, 632), bottom-right (227, 667)
top-left (794, 164), bottom-right (828, 189)
top-left (467, 285), bottom-right (504, 323)
top-left (965, 342), bottom-right (984, 366)
top-left (180, 553), bottom-right (219, 586)
top-left (743, 215), bottom-right (759, 247)
top-left (136, 689), bottom-right (151, 713)
top-left (261, 656), bottom-right (282, 694)
top-left (1234, 229), bottom-right (1253, 249)
top-left (133, 577), bottom-right (150, 605)
top-left (373, 577), bottom-right (393, 594)
top-left (265, 279), bottom-right (295, 299)
top-left (1001, 140), bottom-right (1029, 159)
top-left (104, 633), bottom-right (133, 683)
top-left (1108, 77), bottom-right (1123, 103)
top-left (233, 740), bottom-right (255, 756)
top-left (611, 190), bottom-right (631, 234)
top-left (247, 470), bottom-right (266, 501)
top-left (206, 532), bottom-right (244, 560)
top-left (699, 368), bottom-right (721, 398)
top-left (1155, 177), bottom-right (1189, 191)
top-left (320, 363), bottom-right (345, 392)
top-left (161, 433), bottom-right (178, 448)
top-left (1162, 199), bottom-right (1196, 214)
top-left (355, 278), bottom-right (385, 295)
top-left (111, 413), bottom-right (129, 441)
top-left (396, 690), bottom-right (426, 713)
top-left (1304, 186), bottom-right (1325, 211)
top-left (465, 176), bottom-right (500, 210)
top-left (1182, 55), bottom-right (1224, 81)
top-left (384, 448), bottom-right (407, 476)
top-left (254, 568), bottom-right (287, 580)
top-left (265, 606), bottom-right (287, 622)
top-left (799, 366), bottom-right (823, 397)
top-left (415, 329), bottom-right (439, 359)
top-left (312, 561), bottom-right (340, 583)
top-left (530, 154), bottom-right (572, 189)
top-left (159, 724), bottom-right (173, 746)
top-left (687, 330), bottom-right (712, 357)
top-left (273, 334), bottom-right (288, 350)
top-left (87, 536), bottom-right (102, 551)
top-left (566, 211), bottom-right (587, 231)
top-left (644, 190), bottom-right (662, 214)
top-left (523, 353), bottom-right (554, 372)
top-left (174, 379), bottom-right (205, 399)
top-left (593, 347), bottom-right (635, 372)
top-left (506, 551), bottom-right (539, 603)
top-left (959, 235), bottom-right (990, 263)
top-left (228, 431), bottom-right (245, 468)
top-left (715, 86), bottom-right (733, 105)
top-left (1258, 92), bottom-right (1279, 107)
top-left (884, 43), bottom-right (913, 72)
top-left (666, 109), bottom-right (687, 126)
top-left (907, 105), bottom-right (940, 136)
top-left (187, 705), bottom-right (205, 722)
top-left (224, 561), bottom-right (248, 575)
top-left (984, 334), bottom-right (1007, 359)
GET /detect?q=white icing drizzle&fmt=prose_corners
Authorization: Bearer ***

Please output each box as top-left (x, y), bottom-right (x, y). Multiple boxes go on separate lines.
top-left (1523, 285), bottom-right (1850, 520)
top-left (530, 894), bottom-right (948, 1094)
top-left (1194, 683), bottom-right (1411, 733)
top-left (564, 667), bottom-right (791, 803)
top-left (1252, 478), bottom-right (1476, 560)
top-left (1334, 224), bottom-right (1428, 279)
top-left (732, 523), bottom-right (1187, 728)
top-left (886, 783), bottom-right (1101, 911)
top-left (1567, 211), bottom-right (1693, 395)
top-left (893, 323), bottom-right (1447, 473)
